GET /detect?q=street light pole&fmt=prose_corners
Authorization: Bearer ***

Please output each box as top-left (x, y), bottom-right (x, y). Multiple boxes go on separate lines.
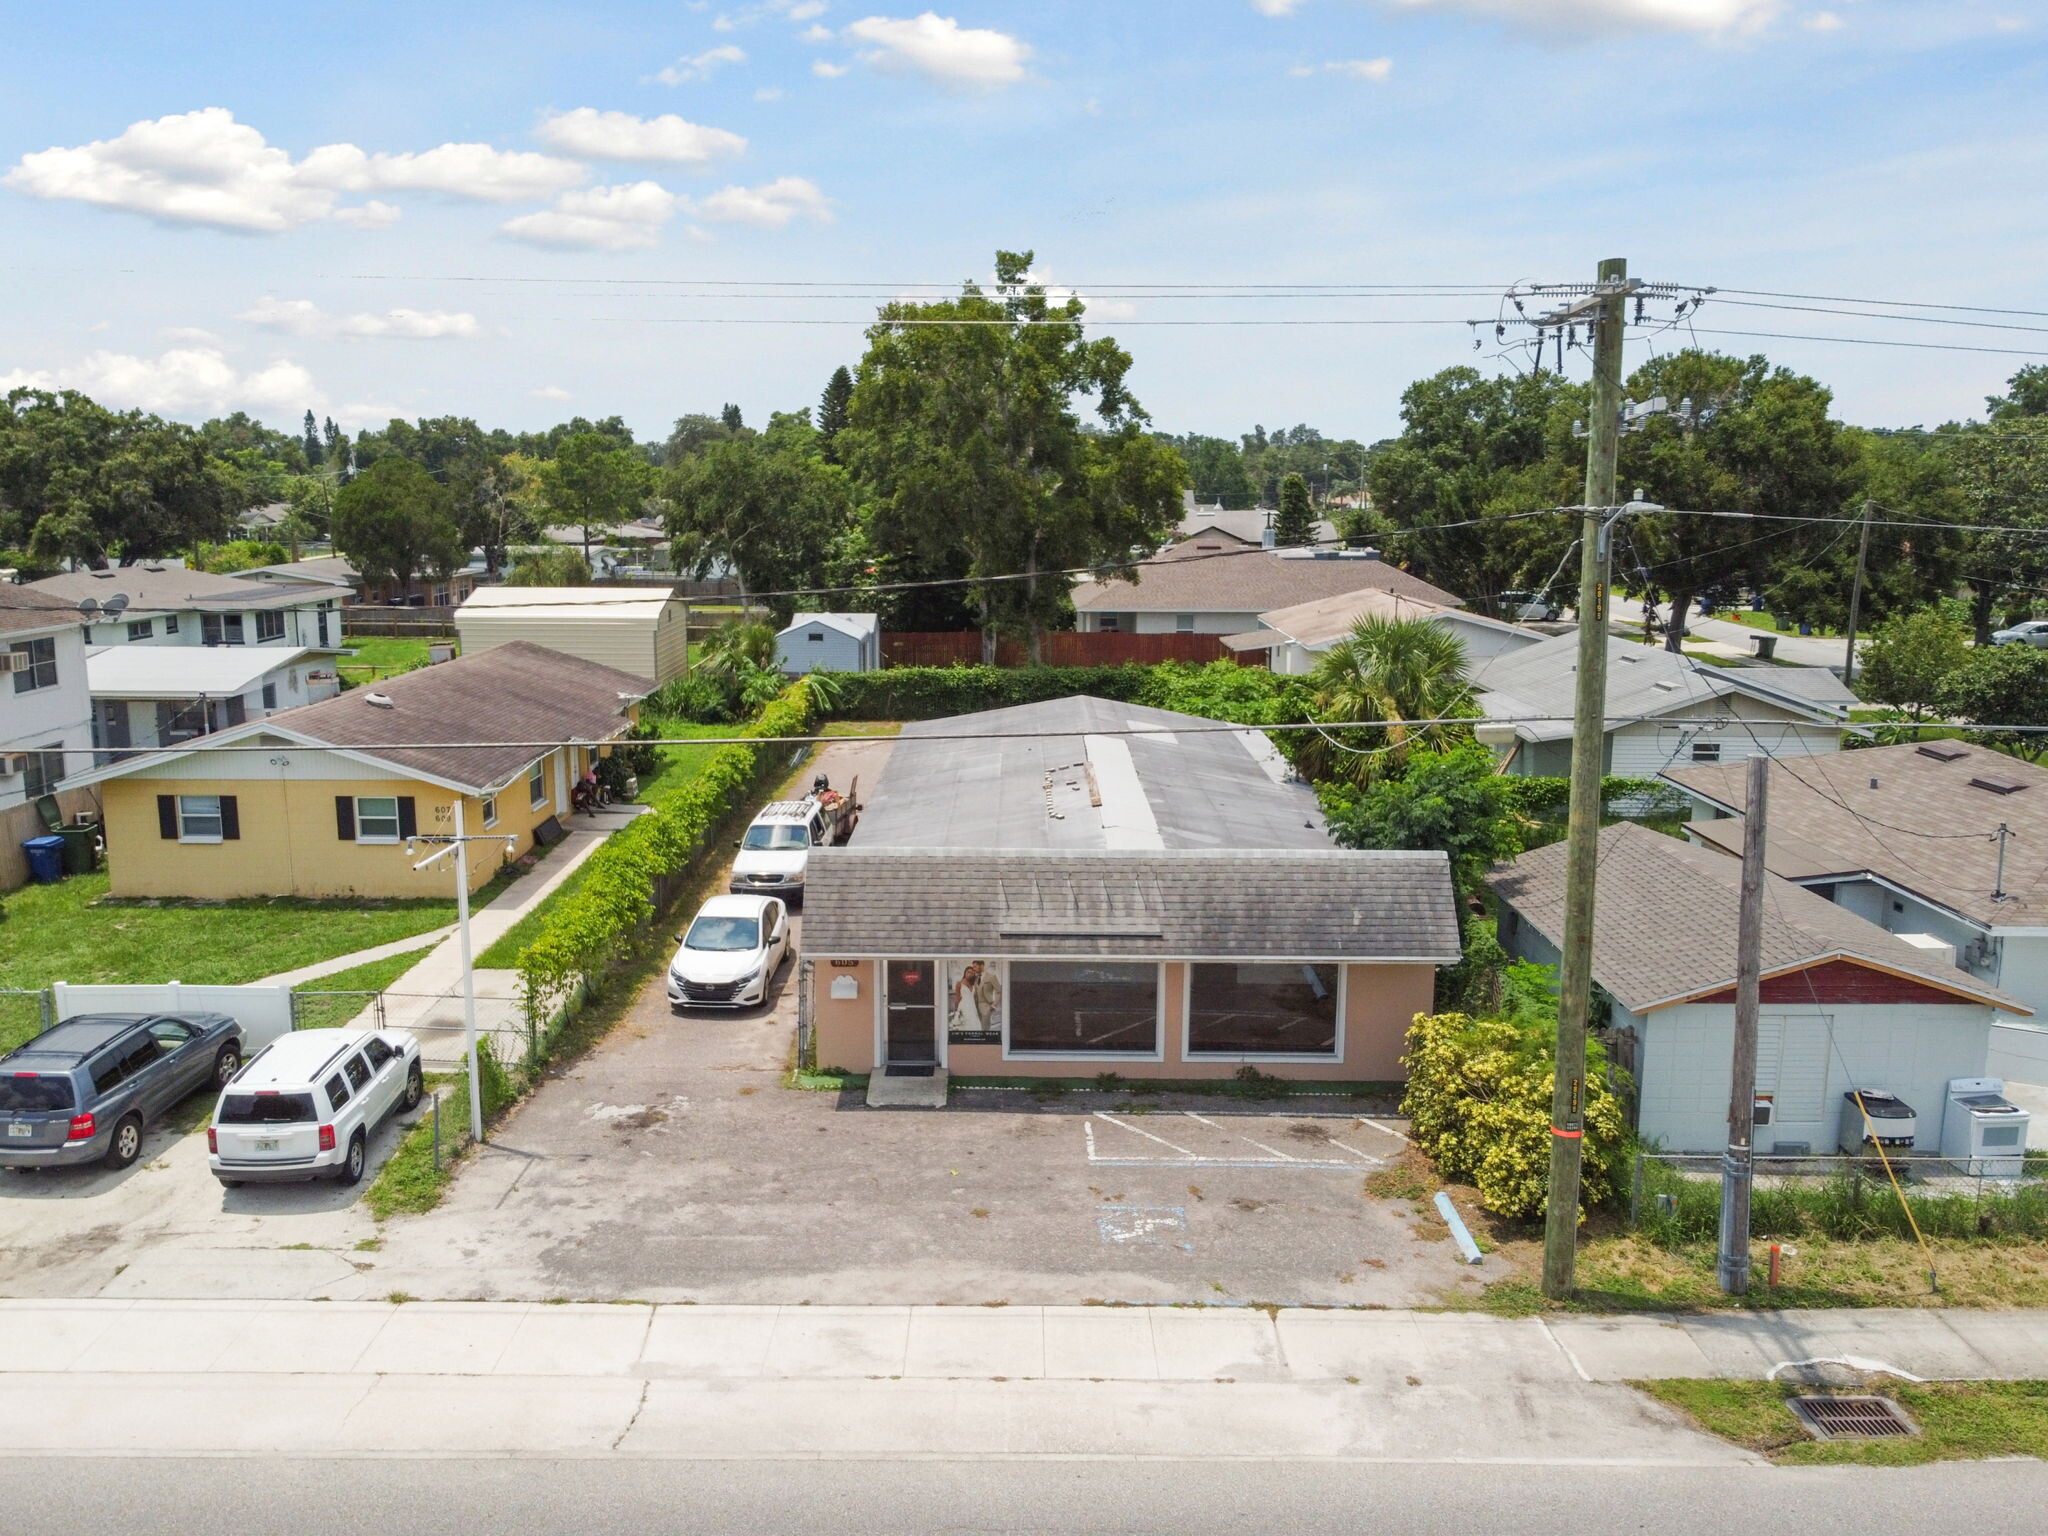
top-left (409, 799), bottom-right (515, 1144)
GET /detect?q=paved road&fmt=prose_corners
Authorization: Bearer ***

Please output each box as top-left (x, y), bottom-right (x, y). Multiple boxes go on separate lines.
top-left (4, 1457), bottom-right (2042, 1535)
top-left (1611, 597), bottom-right (1858, 671)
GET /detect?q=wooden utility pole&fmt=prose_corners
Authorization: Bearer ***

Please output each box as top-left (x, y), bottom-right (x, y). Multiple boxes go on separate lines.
top-left (1841, 499), bottom-right (1875, 685)
top-left (1718, 751), bottom-right (1770, 1294)
top-left (1542, 257), bottom-right (1630, 1299)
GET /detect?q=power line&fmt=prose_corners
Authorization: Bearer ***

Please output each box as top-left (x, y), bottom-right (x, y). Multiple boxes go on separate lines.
top-left (1689, 326), bottom-right (2048, 360)
top-left (1716, 287), bottom-right (2048, 322)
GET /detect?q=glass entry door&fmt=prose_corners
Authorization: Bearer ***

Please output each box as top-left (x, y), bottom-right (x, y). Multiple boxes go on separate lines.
top-left (885, 961), bottom-right (938, 1067)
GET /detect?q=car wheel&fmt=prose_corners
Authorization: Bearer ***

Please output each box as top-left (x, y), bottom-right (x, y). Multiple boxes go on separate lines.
top-left (338, 1130), bottom-right (368, 1187)
top-left (213, 1043), bottom-right (242, 1088)
top-left (401, 1062), bottom-right (424, 1114)
top-left (104, 1114), bottom-right (144, 1170)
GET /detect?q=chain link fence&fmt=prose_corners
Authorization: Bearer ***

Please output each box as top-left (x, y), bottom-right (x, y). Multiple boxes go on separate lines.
top-left (0, 989), bottom-right (55, 1055)
top-left (1632, 1150), bottom-right (2048, 1243)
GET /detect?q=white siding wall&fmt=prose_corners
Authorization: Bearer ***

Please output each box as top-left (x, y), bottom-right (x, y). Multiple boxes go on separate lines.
top-left (1129, 610), bottom-right (1263, 635)
top-left (456, 614), bottom-right (660, 681)
top-left (2, 625), bottom-right (94, 810)
top-left (652, 606), bottom-right (691, 684)
top-left (1638, 1000), bottom-right (1994, 1154)
top-left (1607, 717), bottom-right (1841, 779)
top-left (85, 599), bottom-right (330, 651)
top-left (777, 624), bottom-right (867, 674)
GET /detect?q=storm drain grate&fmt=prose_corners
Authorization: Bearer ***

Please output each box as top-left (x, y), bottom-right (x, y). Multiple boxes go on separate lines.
top-left (1788, 1395), bottom-right (1918, 1440)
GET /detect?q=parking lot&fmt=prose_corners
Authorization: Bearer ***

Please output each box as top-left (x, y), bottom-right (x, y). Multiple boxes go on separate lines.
top-left (0, 738), bottom-right (1491, 1307)
top-left (364, 942), bottom-right (1483, 1306)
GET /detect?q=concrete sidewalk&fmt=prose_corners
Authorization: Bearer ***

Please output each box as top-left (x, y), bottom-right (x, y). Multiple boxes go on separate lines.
top-left (4, 1299), bottom-right (2043, 1462)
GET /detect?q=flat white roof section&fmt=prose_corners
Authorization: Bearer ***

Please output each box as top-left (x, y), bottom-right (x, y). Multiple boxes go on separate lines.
top-left (1084, 734), bottom-right (1165, 850)
top-left (86, 646), bottom-right (311, 699)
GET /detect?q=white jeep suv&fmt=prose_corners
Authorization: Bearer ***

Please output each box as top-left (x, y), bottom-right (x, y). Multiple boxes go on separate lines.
top-left (209, 1028), bottom-right (424, 1187)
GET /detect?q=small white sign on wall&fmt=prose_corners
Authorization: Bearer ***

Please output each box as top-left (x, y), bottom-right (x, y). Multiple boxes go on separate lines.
top-left (830, 975), bottom-right (860, 1000)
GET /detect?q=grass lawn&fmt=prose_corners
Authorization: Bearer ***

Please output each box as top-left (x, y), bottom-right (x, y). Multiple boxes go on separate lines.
top-left (0, 872), bottom-right (462, 997)
top-left (1643, 1378), bottom-right (2048, 1466)
top-left (291, 946), bottom-right (439, 1030)
top-left (337, 636), bottom-right (446, 682)
top-left (1711, 609), bottom-right (1844, 638)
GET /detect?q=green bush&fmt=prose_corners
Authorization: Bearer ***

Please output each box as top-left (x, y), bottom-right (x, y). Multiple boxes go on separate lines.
top-left (514, 677), bottom-right (819, 1035)
top-left (1496, 775), bottom-right (1691, 825)
top-left (1636, 1158), bottom-right (2048, 1246)
top-left (1402, 971), bottom-right (1631, 1222)
top-left (823, 663), bottom-right (1156, 720)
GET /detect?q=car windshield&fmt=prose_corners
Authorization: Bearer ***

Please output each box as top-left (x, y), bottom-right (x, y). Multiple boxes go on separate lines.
top-left (742, 824), bottom-right (809, 851)
top-left (218, 1091), bottom-right (318, 1124)
top-left (0, 1075), bottom-right (74, 1113)
top-left (685, 916), bottom-right (761, 952)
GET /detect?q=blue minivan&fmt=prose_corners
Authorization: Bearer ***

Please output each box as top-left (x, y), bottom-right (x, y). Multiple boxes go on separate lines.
top-left (0, 1013), bottom-right (244, 1171)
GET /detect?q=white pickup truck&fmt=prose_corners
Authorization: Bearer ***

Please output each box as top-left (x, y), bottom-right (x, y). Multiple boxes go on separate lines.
top-left (728, 774), bottom-right (859, 905)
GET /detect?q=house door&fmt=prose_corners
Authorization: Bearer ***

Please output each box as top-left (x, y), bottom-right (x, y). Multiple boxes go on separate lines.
top-left (885, 961), bottom-right (938, 1068)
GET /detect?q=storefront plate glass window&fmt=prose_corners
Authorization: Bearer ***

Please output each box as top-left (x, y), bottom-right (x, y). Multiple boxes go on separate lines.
top-left (1009, 961), bottom-right (1157, 1056)
top-left (1187, 963), bottom-right (1338, 1056)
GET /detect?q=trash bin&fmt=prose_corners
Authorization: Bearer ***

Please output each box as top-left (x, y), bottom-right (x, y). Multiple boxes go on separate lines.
top-left (55, 822), bottom-right (99, 876)
top-left (20, 835), bottom-right (65, 885)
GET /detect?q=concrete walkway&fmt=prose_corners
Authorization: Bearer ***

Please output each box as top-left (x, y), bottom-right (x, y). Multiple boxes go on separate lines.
top-left (0, 1299), bottom-right (2039, 1461)
top-left (257, 927), bottom-right (455, 989)
top-left (337, 805), bottom-right (649, 1066)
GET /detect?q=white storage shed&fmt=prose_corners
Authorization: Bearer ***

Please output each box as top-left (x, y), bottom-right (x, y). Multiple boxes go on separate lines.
top-left (776, 612), bottom-right (880, 674)
top-left (455, 587), bottom-right (690, 685)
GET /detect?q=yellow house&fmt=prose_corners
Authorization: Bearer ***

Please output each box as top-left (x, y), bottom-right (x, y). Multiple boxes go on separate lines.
top-left (69, 641), bottom-right (649, 900)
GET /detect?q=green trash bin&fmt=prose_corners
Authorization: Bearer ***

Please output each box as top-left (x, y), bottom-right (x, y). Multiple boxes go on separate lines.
top-left (55, 822), bottom-right (99, 876)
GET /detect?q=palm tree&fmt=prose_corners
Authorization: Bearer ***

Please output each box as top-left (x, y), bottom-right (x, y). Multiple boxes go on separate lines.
top-left (1300, 615), bottom-right (1475, 784)
top-left (697, 618), bottom-right (779, 679)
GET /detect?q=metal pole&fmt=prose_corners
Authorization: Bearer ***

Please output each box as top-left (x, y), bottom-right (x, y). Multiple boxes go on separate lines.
top-left (1842, 499), bottom-right (1874, 684)
top-left (454, 798), bottom-right (484, 1144)
top-left (1543, 256), bottom-right (1628, 1300)
top-left (1993, 823), bottom-right (2012, 902)
top-left (432, 1094), bottom-right (442, 1170)
top-left (1718, 752), bottom-right (1770, 1294)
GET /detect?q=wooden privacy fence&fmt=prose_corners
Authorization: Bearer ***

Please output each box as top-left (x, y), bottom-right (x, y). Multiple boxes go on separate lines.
top-left (881, 630), bottom-right (1240, 668)
top-left (341, 605), bottom-right (459, 636)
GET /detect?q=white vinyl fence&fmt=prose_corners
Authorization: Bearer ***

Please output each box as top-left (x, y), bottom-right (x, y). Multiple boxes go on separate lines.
top-left (48, 983), bottom-right (295, 1050)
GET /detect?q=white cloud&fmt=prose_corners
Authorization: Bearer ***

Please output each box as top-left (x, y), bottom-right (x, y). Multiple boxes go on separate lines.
top-left (297, 140), bottom-right (583, 202)
top-left (500, 181), bottom-right (680, 250)
top-left (755, 86), bottom-right (785, 101)
top-left (694, 175), bottom-right (832, 227)
top-left (239, 297), bottom-right (482, 340)
top-left (813, 59), bottom-right (849, 76)
top-left (843, 13), bottom-right (1031, 89)
top-left (1326, 57), bottom-right (1394, 80)
top-left (331, 199), bottom-right (401, 228)
top-left (7, 108), bottom-right (341, 232)
top-left (4, 108), bottom-right (585, 232)
top-left (1253, 0), bottom-right (1306, 13)
top-left (536, 108), bottom-right (746, 164)
top-left (785, 1), bottom-right (829, 17)
top-left (653, 44), bottom-right (747, 84)
top-left (532, 385), bottom-right (573, 400)
top-left (1377, 0), bottom-right (1781, 33)
top-left (159, 326), bottom-right (223, 344)
top-left (1803, 9), bottom-right (1843, 29)
top-left (0, 347), bottom-right (317, 417)
top-left (803, 22), bottom-right (834, 41)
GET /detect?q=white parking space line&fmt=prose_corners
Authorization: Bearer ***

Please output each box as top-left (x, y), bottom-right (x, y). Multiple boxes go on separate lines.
top-left (1093, 1112), bottom-right (1203, 1159)
top-left (1086, 1111), bottom-right (1389, 1171)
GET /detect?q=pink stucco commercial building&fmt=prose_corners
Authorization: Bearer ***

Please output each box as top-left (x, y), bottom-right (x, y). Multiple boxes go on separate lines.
top-left (798, 697), bottom-right (1461, 1089)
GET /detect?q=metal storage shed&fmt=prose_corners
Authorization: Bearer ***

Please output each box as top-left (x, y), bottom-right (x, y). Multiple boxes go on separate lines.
top-left (455, 587), bottom-right (689, 684)
top-left (776, 612), bottom-right (880, 674)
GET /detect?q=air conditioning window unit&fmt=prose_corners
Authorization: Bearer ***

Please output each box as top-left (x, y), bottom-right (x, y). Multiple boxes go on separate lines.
top-left (0, 652), bottom-right (23, 674)
top-left (0, 754), bottom-right (25, 778)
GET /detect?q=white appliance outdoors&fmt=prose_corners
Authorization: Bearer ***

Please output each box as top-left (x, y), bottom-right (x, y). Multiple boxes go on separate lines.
top-left (1940, 1077), bottom-right (2031, 1179)
top-left (1838, 1090), bottom-right (1917, 1155)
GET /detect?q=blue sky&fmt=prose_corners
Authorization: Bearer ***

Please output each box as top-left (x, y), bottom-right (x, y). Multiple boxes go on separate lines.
top-left (3, 1), bottom-right (2043, 444)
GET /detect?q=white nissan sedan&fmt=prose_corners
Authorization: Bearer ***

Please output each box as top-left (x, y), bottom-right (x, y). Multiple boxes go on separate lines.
top-left (668, 895), bottom-right (791, 1010)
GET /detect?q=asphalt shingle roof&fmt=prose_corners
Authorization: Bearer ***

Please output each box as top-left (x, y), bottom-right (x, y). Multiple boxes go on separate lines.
top-left (1072, 548), bottom-right (1462, 615)
top-left (250, 640), bottom-right (647, 793)
top-left (28, 565), bottom-right (336, 614)
top-left (0, 585), bottom-right (78, 636)
top-left (855, 695), bottom-right (1330, 852)
top-left (1487, 821), bottom-right (2027, 1014)
top-left (804, 848), bottom-right (1462, 960)
top-left (1663, 742), bottom-right (2048, 930)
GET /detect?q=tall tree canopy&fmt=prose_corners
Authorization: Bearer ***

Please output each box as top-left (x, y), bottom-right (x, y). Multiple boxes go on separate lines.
top-left (1273, 472), bottom-right (1315, 547)
top-left (330, 455), bottom-right (463, 591)
top-left (0, 388), bottom-right (246, 569)
top-left (535, 431), bottom-right (653, 563)
top-left (842, 249), bottom-right (1188, 660)
top-left (1365, 367), bottom-right (1580, 615)
top-left (664, 409), bottom-right (855, 622)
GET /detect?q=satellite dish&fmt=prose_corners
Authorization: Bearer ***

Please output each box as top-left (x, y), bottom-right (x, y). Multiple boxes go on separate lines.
top-left (76, 598), bottom-right (99, 617)
top-left (102, 593), bottom-right (130, 618)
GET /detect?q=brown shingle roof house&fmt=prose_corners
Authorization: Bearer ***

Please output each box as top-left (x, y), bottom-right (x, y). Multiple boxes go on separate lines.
top-left (1490, 821), bottom-right (2027, 1155)
top-left (1071, 544), bottom-right (1461, 637)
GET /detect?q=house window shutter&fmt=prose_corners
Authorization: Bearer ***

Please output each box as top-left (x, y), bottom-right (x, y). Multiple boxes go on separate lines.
top-left (157, 795), bottom-right (178, 840)
top-left (220, 796), bottom-right (241, 841)
top-left (397, 797), bottom-right (418, 839)
top-left (335, 796), bottom-right (356, 841)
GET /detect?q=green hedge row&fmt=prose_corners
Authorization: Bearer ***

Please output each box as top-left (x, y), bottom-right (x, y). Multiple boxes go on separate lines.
top-left (515, 678), bottom-right (818, 1033)
top-left (1496, 775), bottom-right (1693, 823)
top-left (824, 664), bottom-right (1158, 720)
